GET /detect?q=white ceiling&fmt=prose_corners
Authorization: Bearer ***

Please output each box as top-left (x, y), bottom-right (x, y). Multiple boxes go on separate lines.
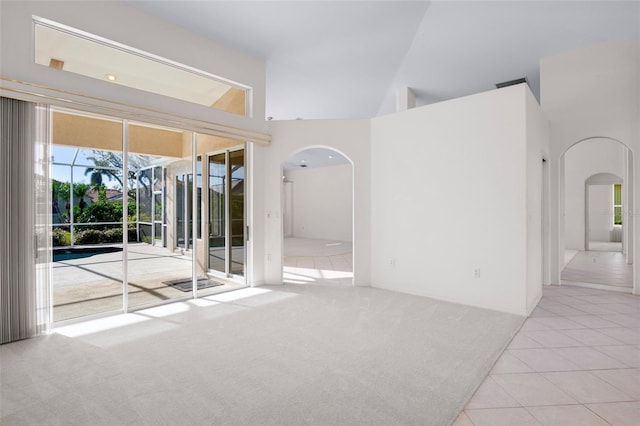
top-left (283, 147), bottom-right (351, 171)
top-left (126, 0), bottom-right (640, 120)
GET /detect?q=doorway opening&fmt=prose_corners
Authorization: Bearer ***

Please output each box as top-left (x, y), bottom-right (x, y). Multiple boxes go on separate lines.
top-left (281, 147), bottom-right (354, 285)
top-left (560, 138), bottom-right (633, 292)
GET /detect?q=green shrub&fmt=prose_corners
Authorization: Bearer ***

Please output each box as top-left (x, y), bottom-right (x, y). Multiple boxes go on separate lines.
top-left (74, 229), bottom-right (108, 245)
top-left (52, 228), bottom-right (71, 246)
top-left (77, 201), bottom-right (123, 225)
top-left (72, 226), bottom-right (138, 245)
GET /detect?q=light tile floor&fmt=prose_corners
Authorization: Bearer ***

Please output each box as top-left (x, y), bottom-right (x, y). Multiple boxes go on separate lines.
top-left (283, 237), bottom-right (354, 285)
top-left (283, 252), bottom-right (353, 286)
top-left (455, 284), bottom-right (640, 426)
top-left (561, 250), bottom-right (632, 289)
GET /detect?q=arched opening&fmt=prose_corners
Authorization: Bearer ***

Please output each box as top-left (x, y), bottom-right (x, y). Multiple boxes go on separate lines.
top-left (560, 137), bottom-right (633, 292)
top-left (280, 146), bottom-right (354, 285)
top-left (585, 173), bottom-right (623, 252)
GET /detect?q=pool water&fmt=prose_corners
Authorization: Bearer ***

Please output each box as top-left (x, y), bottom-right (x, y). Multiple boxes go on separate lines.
top-left (53, 246), bottom-right (123, 262)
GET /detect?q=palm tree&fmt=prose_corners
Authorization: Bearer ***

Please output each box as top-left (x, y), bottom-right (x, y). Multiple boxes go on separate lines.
top-left (84, 150), bottom-right (152, 197)
top-left (86, 169), bottom-right (103, 188)
top-left (84, 152), bottom-right (123, 189)
top-left (73, 183), bottom-right (90, 211)
top-left (52, 180), bottom-right (70, 223)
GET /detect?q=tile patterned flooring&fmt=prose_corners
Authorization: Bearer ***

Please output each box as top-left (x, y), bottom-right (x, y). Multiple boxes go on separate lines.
top-left (283, 253), bottom-right (353, 286)
top-left (283, 238), bottom-right (353, 286)
top-left (561, 250), bottom-right (632, 289)
top-left (455, 285), bottom-right (640, 426)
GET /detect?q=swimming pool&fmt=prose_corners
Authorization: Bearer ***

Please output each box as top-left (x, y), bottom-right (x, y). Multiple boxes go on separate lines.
top-left (53, 246), bottom-right (123, 262)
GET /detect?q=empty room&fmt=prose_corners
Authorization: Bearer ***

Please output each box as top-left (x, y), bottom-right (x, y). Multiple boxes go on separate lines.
top-left (1, 1), bottom-right (639, 425)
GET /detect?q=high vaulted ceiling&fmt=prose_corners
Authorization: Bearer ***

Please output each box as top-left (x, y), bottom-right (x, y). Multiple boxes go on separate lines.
top-left (127, 0), bottom-right (640, 121)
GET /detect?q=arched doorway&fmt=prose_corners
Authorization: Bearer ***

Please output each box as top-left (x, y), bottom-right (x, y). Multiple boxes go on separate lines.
top-left (280, 147), bottom-right (354, 285)
top-left (559, 137), bottom-right (633, 292)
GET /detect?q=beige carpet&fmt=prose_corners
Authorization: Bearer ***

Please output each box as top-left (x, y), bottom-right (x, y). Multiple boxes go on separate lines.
top-left (2, 285), bottom-right (523, 425)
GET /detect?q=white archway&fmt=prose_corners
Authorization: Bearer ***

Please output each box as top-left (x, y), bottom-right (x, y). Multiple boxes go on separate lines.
top-left (280, 145), bottom-right (355, 286)
top-left (553, 137), bottom-right (634, 292)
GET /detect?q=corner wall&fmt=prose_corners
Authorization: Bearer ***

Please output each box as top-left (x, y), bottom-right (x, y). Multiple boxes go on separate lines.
top-left (526, 88), bottom-right (550, 313)
top-left (370, 85), bottom-right (539, 316)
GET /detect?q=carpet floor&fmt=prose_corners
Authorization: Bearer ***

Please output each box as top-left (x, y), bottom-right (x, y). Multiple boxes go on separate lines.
top-left (1, 285), bottom-right (524, 425)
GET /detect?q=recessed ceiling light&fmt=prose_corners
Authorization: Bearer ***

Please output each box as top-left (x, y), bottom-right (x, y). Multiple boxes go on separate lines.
top-left (105, 74), bottom-right (117, 82)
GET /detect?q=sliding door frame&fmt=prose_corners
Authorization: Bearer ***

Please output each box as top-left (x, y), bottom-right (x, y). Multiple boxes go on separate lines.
top-left (46, 106), bottom-right (253, 327)
top-left (204, 145), bottom-right (247, 283)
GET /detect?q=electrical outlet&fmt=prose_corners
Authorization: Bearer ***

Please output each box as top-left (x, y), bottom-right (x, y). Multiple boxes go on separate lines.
top-left (266, 254), bottom-right (272, 261)
top-left (474, 268), bottom-right (481, 278)
top-left (389, 258), bottom-right (396, 266)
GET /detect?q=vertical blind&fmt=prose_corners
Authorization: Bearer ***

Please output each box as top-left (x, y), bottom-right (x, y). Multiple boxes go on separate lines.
top-left (1, 97), bottom-right (51, 344)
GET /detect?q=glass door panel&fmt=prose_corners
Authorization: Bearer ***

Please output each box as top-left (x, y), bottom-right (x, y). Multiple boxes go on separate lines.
top-left (187, 174), bottom-right (194, 249)
top-left (127, 138), bottom-right (193, 310)
top-left (176, 175), bottom-right (186, 248)
top-left (176, 173), bottom-right (194, 250)
top-left (208, 153), bottom-right (227, 274)
top-left (230, 149), bottom-right (245, 277)
top-left (137, 167), bottom-right (154, 243)
top-left (51, 143), bottom-right (124, 322)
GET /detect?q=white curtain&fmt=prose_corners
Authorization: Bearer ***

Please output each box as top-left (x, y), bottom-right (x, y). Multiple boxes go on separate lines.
top-left (0, 97), bottom-right (51, 343)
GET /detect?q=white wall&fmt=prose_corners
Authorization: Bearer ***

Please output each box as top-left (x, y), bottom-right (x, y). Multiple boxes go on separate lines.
top-left (563, 139), bottom-right (625, 249)
top-left (542, 41), bottom-right (640, 292)
top-left (255, 119), bottom-right (371, 286)
top-left (526, 88), bottom-right (550, 313)
top-left (371, 84), bottom-right (545, 316)
top-left (588, 185), bottom-right (614, 242)
top-left (285, 164), bottom-right (353, 242)
top-left (0, 1), bottom-right (267, 137)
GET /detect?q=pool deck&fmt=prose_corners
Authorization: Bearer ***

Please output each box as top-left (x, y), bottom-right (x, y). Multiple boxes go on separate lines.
top-left (53, 243), bottom-right (243, 322)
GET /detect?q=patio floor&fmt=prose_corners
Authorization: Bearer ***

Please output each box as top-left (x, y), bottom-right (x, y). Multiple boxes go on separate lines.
top-left (53, 243), bottom-right (243, 322)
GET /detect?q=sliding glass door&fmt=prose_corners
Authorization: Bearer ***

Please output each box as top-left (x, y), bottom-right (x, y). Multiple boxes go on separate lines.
top-left (136, 165), bottom-right (165, 247)
top-left (208, 153), bottom-right (226, 273)
top-left (207, 148), bottom-right (245, 279)
top-left (230, 149), bottom-right (245, 277)
top-left (176, 173), bottom-right (193, 251)
top-left (44, 107), bottom-right (250, 323)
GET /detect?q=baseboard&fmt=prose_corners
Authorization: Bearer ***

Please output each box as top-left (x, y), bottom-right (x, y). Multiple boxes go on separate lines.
top-left (370, 283), bottom-right (526, 317)
top-left (526, 290), bottom-right (542, 316)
